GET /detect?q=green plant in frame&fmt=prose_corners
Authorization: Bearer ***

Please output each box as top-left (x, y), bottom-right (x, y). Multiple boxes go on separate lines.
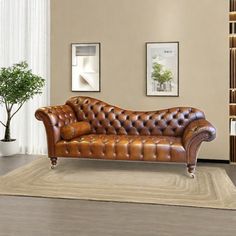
top-left (151, 62), bottom-right (173, 91)
top-left (0, 61), bottom-right (45, 141)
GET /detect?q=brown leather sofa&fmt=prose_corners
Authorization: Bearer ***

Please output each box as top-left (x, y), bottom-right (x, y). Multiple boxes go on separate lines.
top-left (35, 96), bottom-right (216, 178)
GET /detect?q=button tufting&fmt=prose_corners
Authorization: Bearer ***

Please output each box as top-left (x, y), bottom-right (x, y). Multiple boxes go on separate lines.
top-left (184, 114), bottom-right (189, 119)
top-left (49, 97), bottom-right (210, 164)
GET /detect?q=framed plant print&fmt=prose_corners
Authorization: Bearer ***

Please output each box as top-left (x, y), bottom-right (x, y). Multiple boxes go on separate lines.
top-left (146, 42), bottom-right (179, 96)
top-left (71, 43), bottom-right (101, 92)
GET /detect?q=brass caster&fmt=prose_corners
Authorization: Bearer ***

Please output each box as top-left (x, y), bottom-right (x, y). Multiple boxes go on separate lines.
top-left (51, 165), bottom-right (56, 170)
top-left (187, 172), bottom-right (195, 179)
top-left (186, 164), bottom-right (196, 179)
top-left (50, 157), bottom-right (57, 169)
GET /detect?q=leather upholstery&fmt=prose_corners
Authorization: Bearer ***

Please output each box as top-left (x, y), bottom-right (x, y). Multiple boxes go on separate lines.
top-left (35, 96), bottom-right (216, 171)
top-left (66, 96), bottom-right (205, 137)
top-left (183, 119), bottom-right (216, 149)
top-left (55, 134), bottom-right (186, 162)
top-left (61, 121), bottom-right (91, 140)
top-left (35, 105), bottom-right (78, 156)
top-left (183, 119), bottom-right (216, 165)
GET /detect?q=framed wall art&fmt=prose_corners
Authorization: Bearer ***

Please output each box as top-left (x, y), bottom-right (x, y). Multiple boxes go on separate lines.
top-left (71, 43), bottom-right (101, 92)
top-left (146, 42), bottom-right (179, 96)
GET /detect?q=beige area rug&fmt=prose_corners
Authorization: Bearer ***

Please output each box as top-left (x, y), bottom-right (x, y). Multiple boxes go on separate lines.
top-left (0, 158), bottom-right (236, 210)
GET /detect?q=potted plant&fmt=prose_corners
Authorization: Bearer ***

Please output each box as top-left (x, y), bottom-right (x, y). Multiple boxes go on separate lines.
top-left (0, 61), bottom-right (45, 156)
top-left (151, 62), bottom-right (173, 91)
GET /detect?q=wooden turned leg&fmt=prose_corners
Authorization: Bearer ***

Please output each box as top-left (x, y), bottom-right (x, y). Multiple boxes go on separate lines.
top-left (186, 164), bottom-right (196, 178)
top-left (50, 157), bottom-right (57, 169)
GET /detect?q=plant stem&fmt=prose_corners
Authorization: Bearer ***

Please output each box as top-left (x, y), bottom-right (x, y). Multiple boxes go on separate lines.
top-left (4, 111), bottom-right (11, 141)
top-left (0, 120), bottom-right (6, 127)
top-left (10, 103), bottom-right (24, 119)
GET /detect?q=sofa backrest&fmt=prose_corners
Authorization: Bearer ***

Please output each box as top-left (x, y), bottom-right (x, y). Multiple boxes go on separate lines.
top-left (66, 96), bottom-right (205, 137)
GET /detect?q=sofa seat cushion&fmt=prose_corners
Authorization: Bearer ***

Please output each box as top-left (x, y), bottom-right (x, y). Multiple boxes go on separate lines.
top-left (55, 134), bottom-right (186, 162)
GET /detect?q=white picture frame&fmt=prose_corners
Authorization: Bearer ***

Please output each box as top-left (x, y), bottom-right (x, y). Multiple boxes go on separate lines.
top-left (71, 43), bottom-right (101, 92)
top-left (146, 42), bottom-right (179, 97)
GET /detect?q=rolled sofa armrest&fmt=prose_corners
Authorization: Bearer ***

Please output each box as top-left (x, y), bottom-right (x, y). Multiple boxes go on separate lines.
top-left (35, 105), bottom-right (78, 157)
top-left (183, 119), bottom-right (216, 161)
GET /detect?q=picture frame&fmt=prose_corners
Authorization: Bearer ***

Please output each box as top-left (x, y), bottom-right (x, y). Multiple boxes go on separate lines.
top-left (71, 43), bottom-right (101, 92)
top-left (146, 42), bottom-right (179, 97)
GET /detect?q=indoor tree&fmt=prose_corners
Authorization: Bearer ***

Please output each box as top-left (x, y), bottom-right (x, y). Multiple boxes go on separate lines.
top-left (0, 61), bottom-right (45, 142)
top-left (151, 62), bottom-right (173, 91)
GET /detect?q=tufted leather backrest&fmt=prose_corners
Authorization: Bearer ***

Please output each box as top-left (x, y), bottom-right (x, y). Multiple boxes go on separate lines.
top-left (66, 96), bottom-right (205, 137)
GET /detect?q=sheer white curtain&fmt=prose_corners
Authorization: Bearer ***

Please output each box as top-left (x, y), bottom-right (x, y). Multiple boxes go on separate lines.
top-left (0, 0), bottom-right (50, 154)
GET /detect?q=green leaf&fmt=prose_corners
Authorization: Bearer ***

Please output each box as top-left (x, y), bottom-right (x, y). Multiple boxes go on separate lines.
top-left (0, 61), bottom-right (45, 140)
top-left (151, 62), bottom-right (173, 85)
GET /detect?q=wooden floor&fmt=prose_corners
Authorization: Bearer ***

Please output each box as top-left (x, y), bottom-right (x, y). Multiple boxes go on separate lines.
top-left (0, 155), bottom-right (236, 236)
